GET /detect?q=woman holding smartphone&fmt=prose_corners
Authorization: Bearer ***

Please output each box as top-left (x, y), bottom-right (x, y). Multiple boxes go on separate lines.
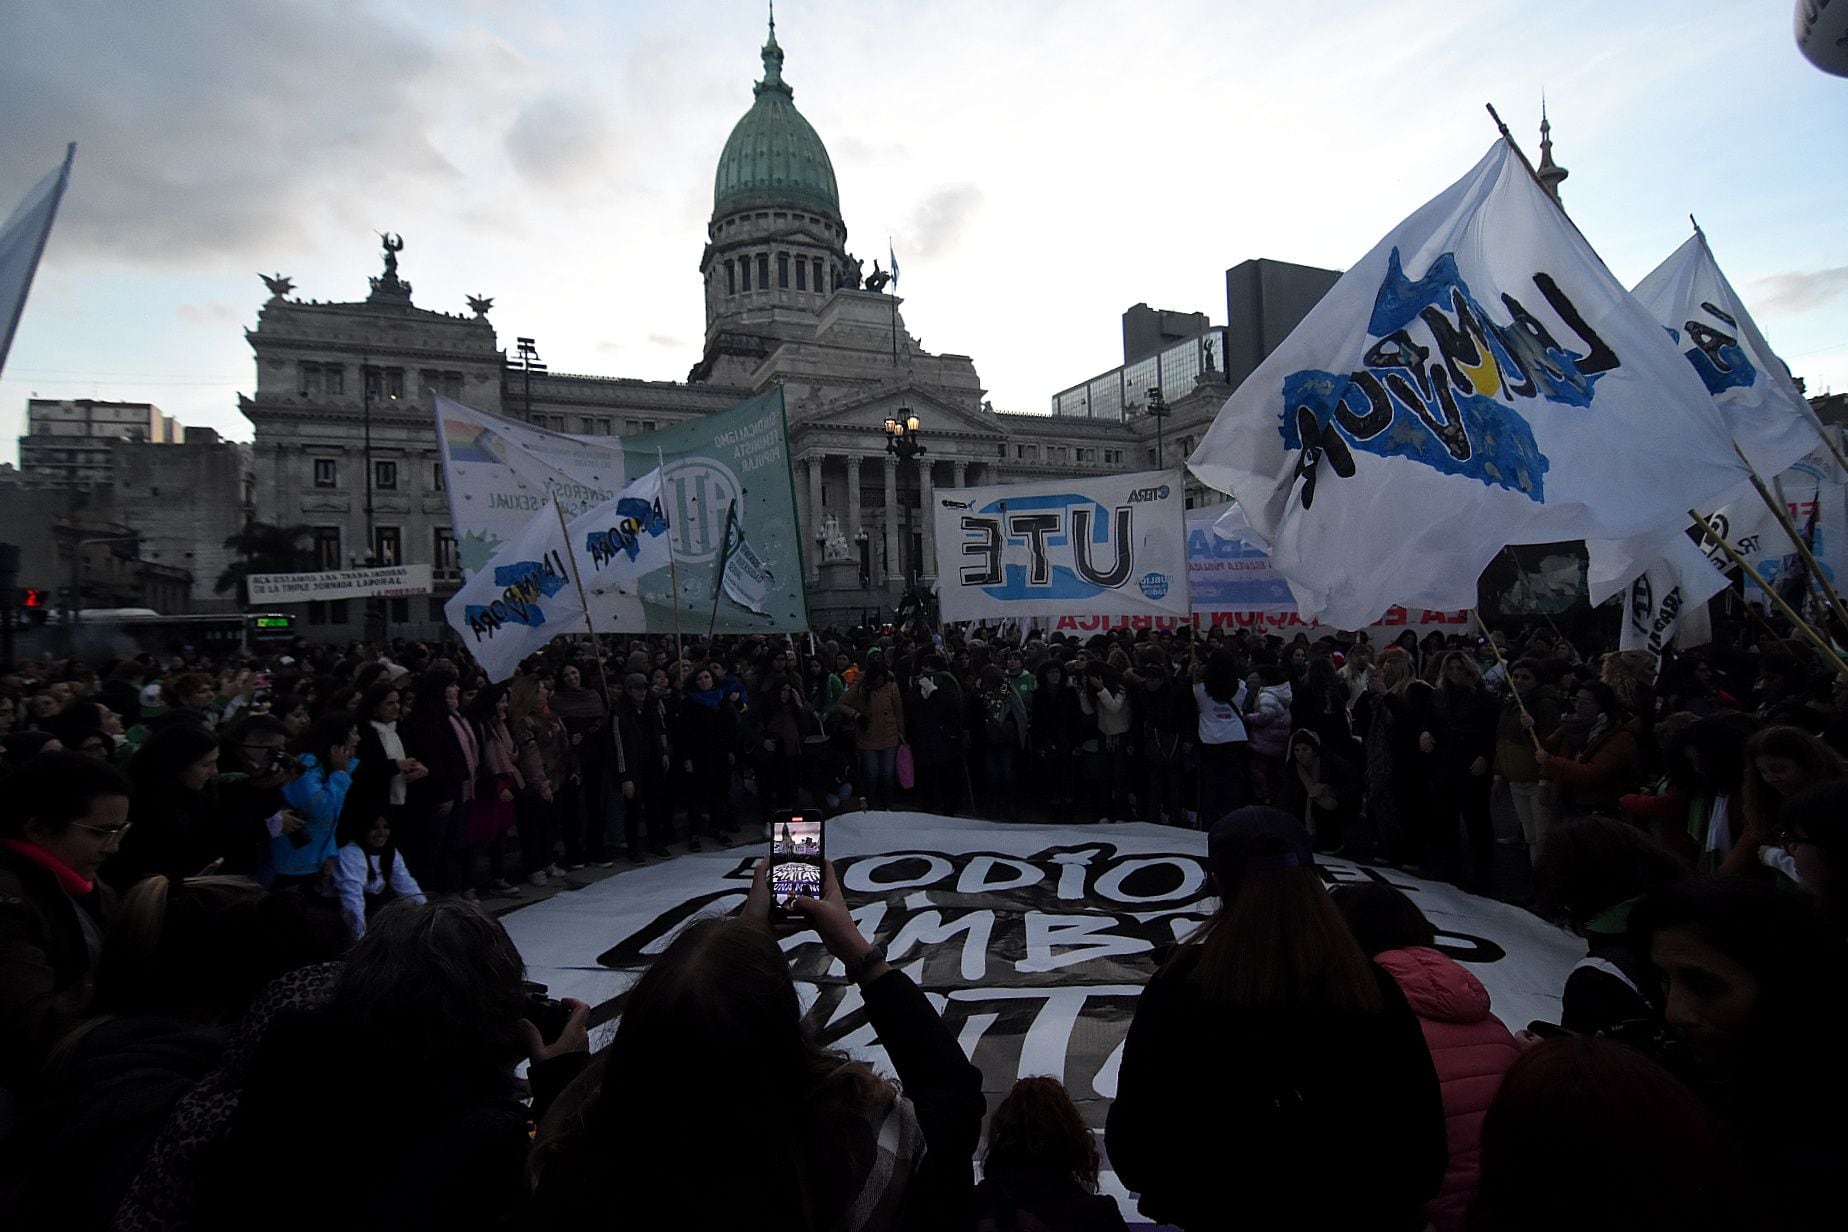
top-left (527, 859), bottom-right (984, 1230)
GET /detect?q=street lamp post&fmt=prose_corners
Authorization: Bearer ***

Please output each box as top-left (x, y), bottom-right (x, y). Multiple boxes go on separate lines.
top-left (67, 532), bottom-right (141, 653)
top-left (515, 336), bottom-right (547, 424)
top-left (1146, 385), bottom-right (1169, 468)
top-left (883, 409), bottom-right (925, 601)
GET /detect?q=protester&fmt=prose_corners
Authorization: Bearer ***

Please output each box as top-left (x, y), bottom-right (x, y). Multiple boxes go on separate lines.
top-left (1725, 724), bottom-right (1845, 876)
top-left (1422, 651), bottom-right (1500, 892)
top-left (527, 859), bottom-right (983, 1230)
top-left (972, 1076), bottom-right (1129, 1232)
top-left (1531, 816), bottom-right (1686, 1037)
top-left (839, 657), bottom-right (905, 810)
top-left (1190, 649), bottom-right (1249, 829)
top-left (507, 672), bottom-right (566, 884)
top-left (1536, 680), bottom-right (1644, 817)
top-left (0, 753), bottom-right (132, 1096)
top-left (1779, 780), bottom-right (1848, 933)
top-left (1107, 806), bottom-right (1445, 1229)
top-left (1273, 728), bottom-right (1362, 853)
top-left (1467, 1036), bottom-right (1751, 1232)
top-left (330, 802), bottom-right (426, 941)
top-left (975, 665), bottom-right (1029, 818)
top-left (909, 655), bottom-right (969, 816)
top-left (1493, 658), bottom-right (1560, 854)
top-left (1077, 660), bottom-right (1132, 822)
top-left (112, 724), bottom-right (225, 889)
top-left (677, 666), bottom-right (740, 848)
top-left (1331, 883), bottom-right (1521, 1232)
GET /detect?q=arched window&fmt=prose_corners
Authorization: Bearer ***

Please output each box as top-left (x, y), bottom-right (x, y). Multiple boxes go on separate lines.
top-left (725, 259), bottom-right (736, 294)
top-left (777, 253), bottom-right (789, 288)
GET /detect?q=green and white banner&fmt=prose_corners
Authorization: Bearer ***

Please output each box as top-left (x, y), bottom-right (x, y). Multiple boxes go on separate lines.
top-left (436, 388), bottom-right (808, 634)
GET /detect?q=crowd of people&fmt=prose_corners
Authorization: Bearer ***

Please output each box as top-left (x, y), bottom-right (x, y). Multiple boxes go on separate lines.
top-left (0, 609), bottom-right (1844, 1228)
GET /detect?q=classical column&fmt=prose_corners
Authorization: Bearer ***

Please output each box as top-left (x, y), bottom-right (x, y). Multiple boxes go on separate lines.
top-left (882, 454), bottom-right (899, 583)
top-left (846, 454), bottom-right (863, 540)
top-left (804, 453), bottom-right (823, 576)
top-left (920, 459), bottom-right (937, 583)
top-left (952, 459), bottom-right (967, 489)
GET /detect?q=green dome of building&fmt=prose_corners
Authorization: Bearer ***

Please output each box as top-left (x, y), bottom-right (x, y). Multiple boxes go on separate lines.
top-left (712, 16), bottom-right (839, 218)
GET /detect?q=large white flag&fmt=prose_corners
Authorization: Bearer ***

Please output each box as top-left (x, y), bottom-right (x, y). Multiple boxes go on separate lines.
top-left (1592, 231), bottom-right (1833, 606)
top-left (446, 468), bottom-right (672, 681)
top-left (0, 144), bottom-right (75, 377)
top-left (1632, 230), bottom-right (1831, 478)
top-left (1187, 141), bottom-right (1748, 630)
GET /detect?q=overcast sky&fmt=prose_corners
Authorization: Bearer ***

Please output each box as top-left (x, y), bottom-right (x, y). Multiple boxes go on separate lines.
top-left (2, 0), bottom-right (1844, 458)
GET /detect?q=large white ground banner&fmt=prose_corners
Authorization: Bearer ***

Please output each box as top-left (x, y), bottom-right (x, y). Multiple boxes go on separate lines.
top-left (934, 470), bottom-right (1191, 623)
top-left (505, 813), bottom-right (1579, 1213)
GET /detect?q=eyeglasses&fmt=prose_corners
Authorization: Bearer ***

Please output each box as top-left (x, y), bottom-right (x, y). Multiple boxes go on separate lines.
top-left (70, 819), bottom-right (133, 842)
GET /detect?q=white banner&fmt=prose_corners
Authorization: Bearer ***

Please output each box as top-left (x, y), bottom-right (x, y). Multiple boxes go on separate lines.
top-left (1188, 140), bottom-right (1748, 630)
top-left (502, 812), bottom-right (1581, 1217)
top-left (934, 470), bottom-right (1190, 623)
top-left (246, 563), bottom-right (433, 603)
top-left (435, 393), bottom-right (627, 578)
top-left (446, 468), bottom-right (672, 681)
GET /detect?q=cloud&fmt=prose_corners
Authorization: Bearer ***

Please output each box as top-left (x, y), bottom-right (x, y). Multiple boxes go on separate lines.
top-left (646, 333), bottom-right (683, 348)
top-left (176, 302), bottom-right (239, 326)
top-left (905, 183), bottom-right (983, 260)
top-left (0, 0), bottom-right (468, 270)
top-left (504, 93), bottom-right (620, 188)
top-left (1751, 267), bottom-right (1848, 314)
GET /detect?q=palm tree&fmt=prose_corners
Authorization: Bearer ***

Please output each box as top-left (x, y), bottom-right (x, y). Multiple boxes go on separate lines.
top-left (217, 521), bottom-right (313, 605)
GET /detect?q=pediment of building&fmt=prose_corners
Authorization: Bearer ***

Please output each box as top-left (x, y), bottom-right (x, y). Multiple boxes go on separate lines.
top-left (788, 381), bottom-right (1001, 440)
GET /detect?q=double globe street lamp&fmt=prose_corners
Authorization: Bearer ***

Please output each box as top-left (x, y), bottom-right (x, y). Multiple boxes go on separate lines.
top-left (883, 410), bottom-right (926, 603)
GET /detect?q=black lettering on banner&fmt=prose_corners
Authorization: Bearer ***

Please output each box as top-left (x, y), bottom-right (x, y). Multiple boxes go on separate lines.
top-left (1533, 272), bottom-right (1619, 377)
top-left (588, 844), bottom-right (1526, 1127)
top-left (1068, 506), bottom-right (1134, 587)
top-left (958, 516), bottom-right (1003, 586)
top-left (1006, 512), bottom-right (1063, 586)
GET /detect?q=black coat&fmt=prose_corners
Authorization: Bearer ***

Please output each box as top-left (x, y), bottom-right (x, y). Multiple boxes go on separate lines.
top-left (0, 843), bottom-right (113, 1091)
top-left (1028, 681), bottom-right (1084, 759)
top-left (907, 674), bottom-right (966, 764)
top-left (401, 712), bottom-right (471, 821)
top-left (971, 1164), bottom-right (1130, 1232)
top-left (674, 698), bottom-right (738, 773)
top-left (1105, 948), bottom-right (1445, 1231)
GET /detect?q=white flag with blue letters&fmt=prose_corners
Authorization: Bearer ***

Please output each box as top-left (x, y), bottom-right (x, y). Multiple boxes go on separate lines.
top-left (1187, 141), bottom-right (1750, 629)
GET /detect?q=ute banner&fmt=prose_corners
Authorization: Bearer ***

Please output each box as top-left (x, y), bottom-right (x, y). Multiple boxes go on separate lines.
top-left (934, 470), bottom-right (1190, 623)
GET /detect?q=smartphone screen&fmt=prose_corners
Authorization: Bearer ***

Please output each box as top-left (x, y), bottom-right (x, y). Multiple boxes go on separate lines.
top-left (769, 812), bottom-right (824, 914)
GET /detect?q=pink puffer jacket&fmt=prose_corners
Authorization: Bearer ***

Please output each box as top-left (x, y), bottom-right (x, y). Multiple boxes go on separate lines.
top-left (1375, 946), bottom-right (1521, 1232)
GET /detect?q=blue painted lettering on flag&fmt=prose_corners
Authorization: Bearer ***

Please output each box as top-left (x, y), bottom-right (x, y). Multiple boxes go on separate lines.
top-left (583, 495), bottom-right (669, 568)
top-left (1279, 248), bottom-right (1623, 507)
top-left (463, 551), bottom-right (570, 636)
top-left (1678, 301), bottom-right (1757, 395)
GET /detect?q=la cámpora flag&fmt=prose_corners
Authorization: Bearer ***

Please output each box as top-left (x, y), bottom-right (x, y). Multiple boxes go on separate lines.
top-left (445, 467), bottom-right (672, 681)
top-left (0, 144), bottom-right (75, 379)
top-left (1186, 140), bottom-right (1749, 630)
top-left (1590, 229), bottom-right (1842, 610)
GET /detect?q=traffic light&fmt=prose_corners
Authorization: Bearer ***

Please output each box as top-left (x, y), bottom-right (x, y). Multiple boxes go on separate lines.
top-left (22, 588), bottom-right (50, 626)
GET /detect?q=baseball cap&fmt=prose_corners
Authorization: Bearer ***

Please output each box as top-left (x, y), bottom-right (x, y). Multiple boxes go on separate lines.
top-left (1207, 806), bottom-right (1315, 890)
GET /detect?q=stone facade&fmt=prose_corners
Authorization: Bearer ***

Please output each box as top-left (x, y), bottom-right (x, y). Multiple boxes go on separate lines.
top-left (233, 17), bottom-right (1249, 642)
top-left (18, 398), bottom-right (184, 489)
top-left (102, 431), bottom-right (255, 612)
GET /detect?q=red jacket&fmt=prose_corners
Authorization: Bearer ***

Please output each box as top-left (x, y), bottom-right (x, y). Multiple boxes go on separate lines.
top-left (1375, 946), bottom-right (1522, 1232)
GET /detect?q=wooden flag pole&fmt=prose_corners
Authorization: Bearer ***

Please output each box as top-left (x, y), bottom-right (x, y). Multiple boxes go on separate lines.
top-left (1690, 509), bottom-right (1848, 676)
top-left (1472, 609), bottom-right (1545, 755)
top-left (657, 448), bottom-right (686, 672)
top-left (1727, 442), bottom-right (1848, 639)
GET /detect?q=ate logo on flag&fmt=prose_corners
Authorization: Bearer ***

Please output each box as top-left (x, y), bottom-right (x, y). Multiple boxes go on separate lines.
top-left (1280, 248), bottom-right (1621, 508)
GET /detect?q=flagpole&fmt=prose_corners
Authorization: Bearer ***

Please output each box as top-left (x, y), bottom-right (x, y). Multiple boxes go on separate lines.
top-left (657, 447), bottom-right (687, 672)
top-left (1728, 442), bottom-right (1848, 639)
top-left (550, 485), bottom-right (620, 704)
top-left (1690, 510), bottom-right (1848, 675)
top-left (1472, 610), bottom-right (1545, 755)
top-left (708, 499), bottom-right (738, 639)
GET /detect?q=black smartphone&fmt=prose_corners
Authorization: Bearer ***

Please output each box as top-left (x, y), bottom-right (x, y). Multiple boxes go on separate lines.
top-left (768, 810), bottom-right (824, 923)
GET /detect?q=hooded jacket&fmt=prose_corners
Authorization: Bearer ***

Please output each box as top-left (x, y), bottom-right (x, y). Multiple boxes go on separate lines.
top-left (1373, 946), bottom-right (1521, 1232)
top-left (1245, 682), bottom-right (1294, 758)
